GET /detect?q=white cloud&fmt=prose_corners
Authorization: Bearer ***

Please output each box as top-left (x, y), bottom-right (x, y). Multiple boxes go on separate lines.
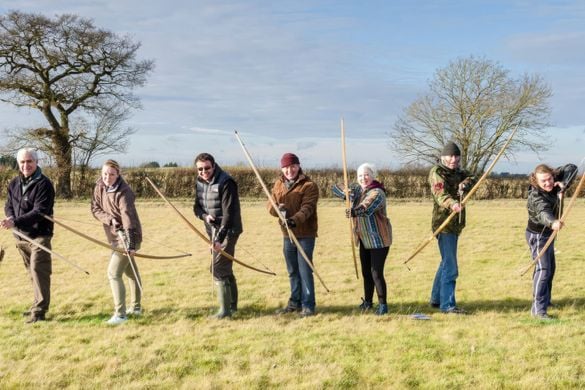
top-left (2, 1), bottom-right (585, 172)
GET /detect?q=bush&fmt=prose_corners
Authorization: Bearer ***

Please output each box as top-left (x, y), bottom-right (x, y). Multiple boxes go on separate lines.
top-left (1, 166), bottom-right (576, 201)
top-left (140, 161), bottom-right (160, 168)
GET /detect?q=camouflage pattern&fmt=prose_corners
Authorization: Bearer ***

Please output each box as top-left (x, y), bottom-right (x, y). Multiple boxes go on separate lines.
top-left (429, 163), bottom-right (476, 235)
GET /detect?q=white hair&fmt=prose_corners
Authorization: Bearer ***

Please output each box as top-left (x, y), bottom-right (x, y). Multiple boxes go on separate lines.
top-left (17, 148), bottom-right (39, 162)
top-left (357, 162), bottom-right (377, 179)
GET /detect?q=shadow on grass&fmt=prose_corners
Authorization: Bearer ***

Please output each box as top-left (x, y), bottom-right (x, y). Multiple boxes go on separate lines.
top-left (8, 297), bottom-right (585, 323)
top-left (216, 296), bottom-right (585, 320)
top-left (321, 296), bottom-right (585, 316)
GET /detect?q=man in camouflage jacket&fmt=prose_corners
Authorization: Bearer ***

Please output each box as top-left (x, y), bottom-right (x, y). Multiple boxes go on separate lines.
top-left (429, 142), bottom-right (476, 313)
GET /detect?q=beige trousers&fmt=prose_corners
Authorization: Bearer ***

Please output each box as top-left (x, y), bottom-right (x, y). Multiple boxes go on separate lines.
top-left (107, 243), bottom-right (141, 317)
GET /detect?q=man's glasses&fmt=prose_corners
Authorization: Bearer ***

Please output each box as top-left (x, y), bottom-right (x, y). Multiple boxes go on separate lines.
top-left (197, 166), bottom-right (213, 172)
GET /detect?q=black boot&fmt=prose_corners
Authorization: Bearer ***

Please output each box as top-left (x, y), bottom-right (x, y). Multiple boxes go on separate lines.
top-left (358, 298), bottom-right (373, 312)
top-left (214, 280), bottom-right (232, 319)
top-left (227, 275), bottom-right (238, 313)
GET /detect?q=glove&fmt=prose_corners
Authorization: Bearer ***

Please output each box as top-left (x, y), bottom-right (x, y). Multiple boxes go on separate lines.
top-left (126, 229), bottom-right (138, 251)
top-left (278, 204), bottom-right (287, 218)
top-left (348, 189), bottom-right (356, 203)
top-left (215, 226), bottom-right (227, 243)
top-left (458, 181), bottom-right (472, 195)
top-left (345, 208), bottom-right (357, 218)
top-left (285, 218), bottom-right (296, 228)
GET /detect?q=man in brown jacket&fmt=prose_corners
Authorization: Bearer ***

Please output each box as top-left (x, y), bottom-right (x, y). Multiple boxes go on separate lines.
top-left (269, 153), bottom-right (319, 317)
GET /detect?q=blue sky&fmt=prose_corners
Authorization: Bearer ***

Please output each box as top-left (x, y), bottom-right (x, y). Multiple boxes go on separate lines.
top-left (1, 0), bottom-right (584, 172)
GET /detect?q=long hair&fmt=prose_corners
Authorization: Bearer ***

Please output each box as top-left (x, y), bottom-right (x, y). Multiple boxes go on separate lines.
top-left (529, 164), bottom-right (554, 188)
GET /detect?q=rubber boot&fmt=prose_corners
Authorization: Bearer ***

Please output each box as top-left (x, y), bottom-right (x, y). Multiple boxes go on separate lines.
top-left (227, 275), bottom-right (238, 313)
top-left (214, 280), bottom-right (232, 319)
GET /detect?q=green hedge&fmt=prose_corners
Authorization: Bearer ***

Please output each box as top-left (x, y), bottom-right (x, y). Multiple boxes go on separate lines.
top-left (0, 166), bottom-right (540, 200)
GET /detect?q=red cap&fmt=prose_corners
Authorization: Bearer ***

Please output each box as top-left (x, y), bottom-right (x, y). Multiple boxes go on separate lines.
top-left (280, 153), bottom-right (300, 168)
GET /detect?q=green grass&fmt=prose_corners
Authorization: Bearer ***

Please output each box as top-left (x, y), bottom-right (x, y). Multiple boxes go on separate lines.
top-left (1, 199), bottom-right (584, 388)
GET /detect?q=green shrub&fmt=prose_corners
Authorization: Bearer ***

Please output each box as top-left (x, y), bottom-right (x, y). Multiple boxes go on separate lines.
top-left (0, 166), bottom-right (573, 200)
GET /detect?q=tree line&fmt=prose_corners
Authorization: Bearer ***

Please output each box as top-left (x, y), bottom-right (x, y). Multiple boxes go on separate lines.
top-left (0, 166), bottom-right (540, 200)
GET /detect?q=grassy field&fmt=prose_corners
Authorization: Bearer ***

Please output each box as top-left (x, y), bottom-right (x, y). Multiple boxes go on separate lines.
top-left (1, 199), bottom-right (584, 389)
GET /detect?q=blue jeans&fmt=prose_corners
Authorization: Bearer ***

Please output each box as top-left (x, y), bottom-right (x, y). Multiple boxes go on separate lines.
top-left (431, 233), bottom-right (459, 311)
top-left (283, 237), bottom-right (316, 311)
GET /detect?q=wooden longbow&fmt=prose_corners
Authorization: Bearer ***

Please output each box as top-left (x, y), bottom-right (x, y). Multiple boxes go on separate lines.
top-left (341, 118), bottom-right (359, 279)
top-left (43, 214), bottom-right (192, 260)
top-left (519, 169), bottom-right (585, 276)
top-left (234, 130), bottom-right (329, 292)
top-left (403, 123), bottom-right (519, 265)
top-left (145, 176), bottom-right (276, 276)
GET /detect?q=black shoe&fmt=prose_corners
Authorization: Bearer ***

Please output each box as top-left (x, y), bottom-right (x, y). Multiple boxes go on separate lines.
top-left (299, 307), bottom-right (315, 317)
top-left (430, 302), bottom-right (440, 309)
top-left (276, 305), bottom-right (301, 314)
top-left (25, 313), bottom-right (46, 324)
top-left (443, 307), bottom-right (466, 315)
top-left (358, 298), bottom-right (373, 312)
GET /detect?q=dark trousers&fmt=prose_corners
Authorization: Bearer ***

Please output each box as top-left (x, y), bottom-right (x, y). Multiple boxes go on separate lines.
top-left (359, 242), bottom-right (389, 304)
top-left (526, 230), bottom-right (556, 315)
top-left (16, 236), bottom-right (53, 316)
top-left (210, 234), bottom-right (239, 280)
top-left (210, 233), bottom-right (239, 308)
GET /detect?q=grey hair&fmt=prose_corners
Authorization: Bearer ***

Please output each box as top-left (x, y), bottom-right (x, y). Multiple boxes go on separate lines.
top-left (17, 148), bottom-right (39, 162)
top-left (357, 162), bottom-right (377, 179)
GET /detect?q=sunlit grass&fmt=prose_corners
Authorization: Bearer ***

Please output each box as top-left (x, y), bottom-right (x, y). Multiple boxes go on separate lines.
top-left (1, 199), bottom-right (584, 388)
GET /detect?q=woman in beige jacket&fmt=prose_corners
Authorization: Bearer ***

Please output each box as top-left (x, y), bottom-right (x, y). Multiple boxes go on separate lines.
top-left (91, 159), bottom-right (143, 325)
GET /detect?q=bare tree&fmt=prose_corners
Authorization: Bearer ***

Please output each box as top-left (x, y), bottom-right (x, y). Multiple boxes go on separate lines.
top-left (391, 56), bottom-right (552, 174)
top-left (71, 105), bottom-right (137, 194)
top-left (0, 11), bottom-right (154, 197)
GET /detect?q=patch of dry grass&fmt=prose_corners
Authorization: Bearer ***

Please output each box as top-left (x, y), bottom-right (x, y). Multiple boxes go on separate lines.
top-left (1, 199), bottom-right (584, 388)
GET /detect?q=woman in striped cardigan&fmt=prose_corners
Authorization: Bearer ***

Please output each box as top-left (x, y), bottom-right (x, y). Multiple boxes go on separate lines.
top-left (333, 163), bottom-right (393, 315)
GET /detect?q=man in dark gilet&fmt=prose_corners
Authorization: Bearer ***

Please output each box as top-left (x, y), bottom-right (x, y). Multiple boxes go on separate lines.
top-left (193, 153), bottom-right (243, 318)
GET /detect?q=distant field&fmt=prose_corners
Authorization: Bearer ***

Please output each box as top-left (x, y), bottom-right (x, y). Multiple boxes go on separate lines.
top-left (1, 199), bottom-right (584, 388)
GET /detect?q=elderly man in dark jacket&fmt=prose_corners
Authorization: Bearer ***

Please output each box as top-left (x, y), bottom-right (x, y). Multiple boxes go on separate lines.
top-left (194, 153), bottom-right (243, 318)
top-left (1, 148), bottom-right (55, 323)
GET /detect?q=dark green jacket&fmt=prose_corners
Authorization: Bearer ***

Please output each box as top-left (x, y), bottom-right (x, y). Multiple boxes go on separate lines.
top-left (429, 163), bottom-right (476, 235)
